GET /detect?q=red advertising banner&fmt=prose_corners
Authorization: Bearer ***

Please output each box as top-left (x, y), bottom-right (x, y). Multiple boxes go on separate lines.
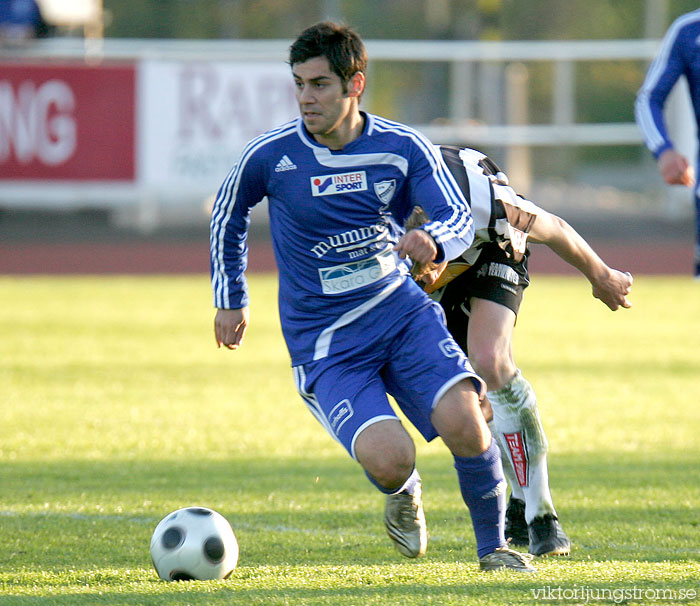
top-left (0, 62), bottom-right (135, 181)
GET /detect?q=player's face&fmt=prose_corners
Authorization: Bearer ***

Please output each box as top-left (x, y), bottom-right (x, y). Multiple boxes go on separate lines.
top-left (292, 56), bottom-right (361, 147)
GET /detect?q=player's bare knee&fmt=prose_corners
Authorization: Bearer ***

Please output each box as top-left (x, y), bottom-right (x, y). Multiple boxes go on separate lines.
top-left (360, 446), bottom-right (414, 490)
top-left (471, 347), bottom-right (516, 390)
top-left (443, 424), bottom-right (491, 458)
top-left (354, 420), bottom-right (415, 489)
top-left (432, 382), bottom-right (491, 456)
top-left (365, 456), bottom-right (414, 491)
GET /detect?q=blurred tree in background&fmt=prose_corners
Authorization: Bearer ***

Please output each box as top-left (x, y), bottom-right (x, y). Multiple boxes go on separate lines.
top-left (99, 0), bottom-right (700, 186)
top-left (102, 0), bottom-right (700, 41)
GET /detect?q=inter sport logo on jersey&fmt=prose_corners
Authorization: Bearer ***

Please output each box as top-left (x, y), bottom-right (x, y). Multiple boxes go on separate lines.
top-left (310, 171), bottom-right (367, 196)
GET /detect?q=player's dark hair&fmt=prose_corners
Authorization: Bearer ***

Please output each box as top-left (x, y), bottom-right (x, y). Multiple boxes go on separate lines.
top-left (289, 22), bottom-right (367, 92)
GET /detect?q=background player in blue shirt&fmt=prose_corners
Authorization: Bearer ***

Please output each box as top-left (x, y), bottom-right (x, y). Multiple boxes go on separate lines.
top-left (635, 8), bottom-right (700, 277)
top-left (0, 0), bottom-right (49, 42)
top-left (210, 22), bottom-right (534, 572)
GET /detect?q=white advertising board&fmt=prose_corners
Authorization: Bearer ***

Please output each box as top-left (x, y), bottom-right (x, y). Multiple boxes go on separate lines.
top-left (138, 60), bottom-right (297, 195)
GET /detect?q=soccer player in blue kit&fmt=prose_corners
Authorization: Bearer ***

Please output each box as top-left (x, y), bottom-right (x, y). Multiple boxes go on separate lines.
top-left (210, 22), bottom-right (534, 572)
top-left (635, 8), bottom-right (700, 277)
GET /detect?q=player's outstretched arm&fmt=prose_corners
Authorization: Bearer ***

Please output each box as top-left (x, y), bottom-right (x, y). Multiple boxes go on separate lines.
top-left (214, 307), bottom-right (250, 350)
top-left (528, 209), bottom-right (633, 311)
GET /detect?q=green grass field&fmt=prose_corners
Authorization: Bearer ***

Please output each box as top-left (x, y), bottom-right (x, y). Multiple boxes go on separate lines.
top-left (1, 274), bottom-right (698, 605)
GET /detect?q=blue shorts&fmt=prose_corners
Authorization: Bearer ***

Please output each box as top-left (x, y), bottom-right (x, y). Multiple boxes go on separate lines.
top-left (292, 288), bottom-right (485, 459)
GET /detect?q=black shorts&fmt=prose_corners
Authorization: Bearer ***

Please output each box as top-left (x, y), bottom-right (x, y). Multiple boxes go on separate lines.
top-left (434, 243), bottom-right (530, 353)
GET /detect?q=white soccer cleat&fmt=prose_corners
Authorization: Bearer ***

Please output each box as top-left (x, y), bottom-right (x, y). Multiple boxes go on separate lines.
top-left (384, 481), bottom-right (427, 558)
top-left (479, 545), bottom-right (536, 573)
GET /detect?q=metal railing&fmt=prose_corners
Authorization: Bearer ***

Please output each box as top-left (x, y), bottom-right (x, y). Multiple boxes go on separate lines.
top-left (2, 36), bottom-right (663, 148)
top-left (4, 36), bottom-right (689, 222)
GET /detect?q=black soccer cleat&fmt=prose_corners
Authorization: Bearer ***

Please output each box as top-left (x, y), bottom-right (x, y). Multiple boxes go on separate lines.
top-left (528, 514), bottom-right (571, 557)
top-left (504, 497), bottom-right (529, 547)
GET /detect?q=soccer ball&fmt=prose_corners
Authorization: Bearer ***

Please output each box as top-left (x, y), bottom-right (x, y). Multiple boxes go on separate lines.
top-left (150, 506), bottom-right (239, 581)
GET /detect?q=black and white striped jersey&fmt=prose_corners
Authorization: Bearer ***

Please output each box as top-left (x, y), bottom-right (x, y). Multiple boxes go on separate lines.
top-left (438, 145), bottom-right (539, 267)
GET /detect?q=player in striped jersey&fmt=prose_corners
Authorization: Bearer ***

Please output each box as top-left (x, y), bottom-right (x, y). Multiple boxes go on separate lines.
top-left (210, 22), bottom-right (533, 572)
top-left (409, 145), bottom-right (633, 557)
top-left (635, 8), bottom-right (700, 277)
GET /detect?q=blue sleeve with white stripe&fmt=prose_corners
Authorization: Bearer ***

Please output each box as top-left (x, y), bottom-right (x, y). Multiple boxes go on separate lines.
top-left (210, 149), bottom-right (267, 310)
top-left (405, 135), bottom-right (475, 262)
top-left (635, 11), bottom-right (700, 158)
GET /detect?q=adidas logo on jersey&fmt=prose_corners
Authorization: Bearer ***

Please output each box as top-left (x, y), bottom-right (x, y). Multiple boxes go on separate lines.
top-left (275, 155), bottom-right (297, 172)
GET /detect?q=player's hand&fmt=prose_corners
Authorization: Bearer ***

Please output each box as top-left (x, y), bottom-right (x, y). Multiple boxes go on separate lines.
top-left (658, 149), bottom-right (695, 187)
top-left (412, 260), bottom-right (447, 287)
top-left (591, 269), bottom-right (633, 311)
top-left (214, 307), bottom-right (249, 350)
top-left (395, 229), bottom-right (438, 266)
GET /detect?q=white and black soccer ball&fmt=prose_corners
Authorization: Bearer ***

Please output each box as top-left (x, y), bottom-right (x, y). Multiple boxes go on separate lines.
top-left (150, 506), bottom-right (239, 581)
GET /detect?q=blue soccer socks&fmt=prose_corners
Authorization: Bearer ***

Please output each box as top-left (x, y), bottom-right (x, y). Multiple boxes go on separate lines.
top-left (453, 439), bottom-right (507, 558)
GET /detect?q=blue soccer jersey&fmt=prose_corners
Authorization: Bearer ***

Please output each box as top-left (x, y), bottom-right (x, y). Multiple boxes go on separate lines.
top-left (210, 113), bottom-right (475, 365)
top-left (635, 9), bottom-right (700, 158)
